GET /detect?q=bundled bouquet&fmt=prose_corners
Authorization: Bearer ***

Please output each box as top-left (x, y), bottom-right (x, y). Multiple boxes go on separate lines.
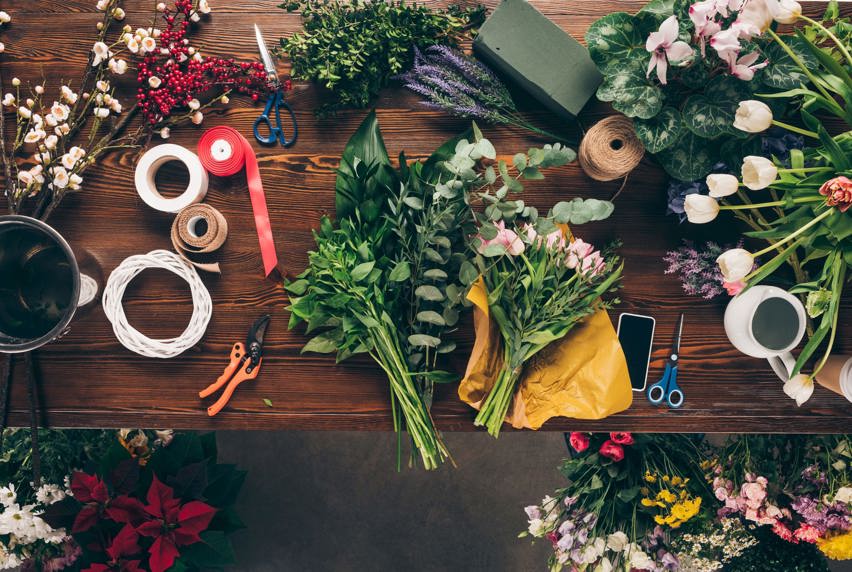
top-left (469, 228), bottom-right (622, 437)
top-left (708, 434), bottom-right (852, 560)
top-left (1, 0), bottom-right (268, 220)
top-left (585, 0), bottom-right (810, 181)
top-left (677, 3), bottom-right (852, 405)
top-left (523, 432), bottom-right (705, 571)
top-left (524, 433), bottom-right (851, 571)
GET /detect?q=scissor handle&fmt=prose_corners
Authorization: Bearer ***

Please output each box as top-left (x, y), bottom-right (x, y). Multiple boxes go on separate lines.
top-left (253, 108), bottom-right (279, 146)
top-left (647, 362), bottom-right (672, 405)
top-left (666, 367), bottom-right (684, 409)
top-left (277, 99), bottom-right (298, 148)
top-left (199, 343), bottom-right (244, 399)
top-left (253, 91), bottom-right (298, 147)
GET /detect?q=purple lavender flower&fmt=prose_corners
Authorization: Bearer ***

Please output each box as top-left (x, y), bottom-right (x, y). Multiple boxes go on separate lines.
top-left (397, 46), bottom-right (565, 141)
top-left (663, 240), bottom-right (739, 299)
top-left (666, 179), bottom-right (703, 221)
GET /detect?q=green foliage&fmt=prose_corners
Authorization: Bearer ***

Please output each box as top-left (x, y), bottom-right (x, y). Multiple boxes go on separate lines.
top-left (277, 0), bottom-right (485, 115)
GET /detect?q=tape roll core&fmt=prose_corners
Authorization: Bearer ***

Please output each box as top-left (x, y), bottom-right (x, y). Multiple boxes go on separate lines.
top-left (134, 144), bottom-right (209, 213)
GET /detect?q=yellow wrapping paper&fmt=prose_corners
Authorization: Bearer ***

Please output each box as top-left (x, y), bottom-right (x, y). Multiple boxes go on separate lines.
top-left (458, 277), bottom-right (632, 429)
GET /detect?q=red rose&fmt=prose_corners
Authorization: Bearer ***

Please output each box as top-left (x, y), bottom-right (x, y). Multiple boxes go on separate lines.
top-left (819, 176), bottom-right (852, 212)
top-left (599, 440), bottom-right (625, 462)
top-left (569, 432), bottom-right (590, 453)
top-left (609, 432), bottom-right (634, 445)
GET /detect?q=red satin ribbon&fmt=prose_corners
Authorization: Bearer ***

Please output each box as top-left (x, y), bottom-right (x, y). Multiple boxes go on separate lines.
top-left (198, 127), bottom-right (278, 277)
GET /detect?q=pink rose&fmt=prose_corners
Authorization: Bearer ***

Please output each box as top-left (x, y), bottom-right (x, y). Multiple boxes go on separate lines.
top-left (741, 482), bottom-right (766, 503)
top-left (715, 487), bottom-right (729, 501)
top-left (477, 221), bottom-right (525, 256)
top-left (568, 432), bottom-right (590, 453)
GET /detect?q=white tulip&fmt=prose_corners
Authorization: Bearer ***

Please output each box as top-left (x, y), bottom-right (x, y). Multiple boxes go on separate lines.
top-left (716, 248), bottom-right (754, 282)
top-left (734, 100), bottom-right (773, 133)
top-left (742, 156), bottom-right (777, 190)
top-left (769, 0), bottom-right (801, 24)
top-left (734, 0), bottom-right (773, 38)
top-left (707, 173), bottom-right (740, 198)
top-left (684, 194), bottom-right (720, 223)
top-left (783, 373), bottom-right (814, 406)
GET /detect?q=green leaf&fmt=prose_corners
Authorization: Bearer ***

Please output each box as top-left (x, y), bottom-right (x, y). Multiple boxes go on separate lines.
top-left (263, 398), bottom-right (273, 407)
top-left (762, 36), bottom-right (820, 90)
top-left (683, 76), bottom-right (750, 139)
top-left (335, 111), bottom-right (392, 220)
top-left (389, 261), bottom-right (411, 282)
top-left (414, 285), bottom-right (444, 301)
top-left (416, 310), bottom-right (446, 326)
top-left (417, 370), bottom-right (460, 383)
top-left (350, 261), bottom-right (375, 281)
top-left (476, 138), bottom-right (496, 160)
top-left (301, 333), bottom-right (340, 354)
top-left (403, 195), bottom-right (424, 210)
top-left (284, 279), bottom-right (309, 295)
top-left (423, 268), bottom-right (448, 280)
top-left (459, 260), bottom-right (479, 285)
top-left (181, 531), bottom-right (236, 568)
top-left (633, 106), bottom-right (682, 153)
top-left (656, 131), bottom-right (716, 181)
top-left (407, 334), bottom-right (441, 347)
top-left (586, 13), bottom-right (646, 74)
top-left (637, 0), bottom-right (675, 18)
top-left (596, 58), bottom-right (664, 119)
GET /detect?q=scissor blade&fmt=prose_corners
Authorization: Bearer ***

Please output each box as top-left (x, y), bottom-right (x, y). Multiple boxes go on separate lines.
top-left (673, 313), bottom-right (684, 352)
top-left (247, 314), bottom-right (271, 348)
top-left (254, 24), bottom-right (276, 75)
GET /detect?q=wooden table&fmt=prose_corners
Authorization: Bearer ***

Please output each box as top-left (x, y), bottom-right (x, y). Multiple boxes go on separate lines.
top-left (1, 1), bottom-right (849, 432)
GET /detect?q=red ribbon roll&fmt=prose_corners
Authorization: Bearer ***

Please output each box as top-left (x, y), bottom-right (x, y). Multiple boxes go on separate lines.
top-left (198, 126), bottom-right (278, 277)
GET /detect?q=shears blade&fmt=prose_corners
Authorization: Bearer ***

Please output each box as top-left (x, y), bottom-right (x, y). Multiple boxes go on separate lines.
top-left (673, 313), bottom-right (684, 354)
top-left (247, 314), bottom-right (271, 349)
top-left (254, 24), bottom-right (277, 81)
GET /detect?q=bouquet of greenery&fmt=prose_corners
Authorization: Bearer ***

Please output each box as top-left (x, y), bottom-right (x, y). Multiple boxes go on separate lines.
top-left (679, 2), bottom-right (852, 406)
top-left (522, 432), bottom-right (707, 572)
top-left (468, 226), bottom-right (622, 437)
top-left (276, 0), bottom-right (485, 116)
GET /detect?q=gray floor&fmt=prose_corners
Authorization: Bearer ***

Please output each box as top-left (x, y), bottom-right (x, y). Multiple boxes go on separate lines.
top-left (218, 432), bottom-right (852, 572)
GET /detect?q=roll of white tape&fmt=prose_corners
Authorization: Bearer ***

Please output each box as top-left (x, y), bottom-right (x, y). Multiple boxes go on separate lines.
top-left (134, 144), bottom-right (209, 213)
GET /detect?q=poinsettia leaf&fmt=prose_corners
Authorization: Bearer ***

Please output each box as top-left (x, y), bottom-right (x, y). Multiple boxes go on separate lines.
top-left (596, 58), bottom-right (663, 119)
top-left (168, 461), bottom-right (208, 500)
top-left (105, 495), bottom-right (147, 526)
top-left (110, 458), bottom-right (140, 496)
top-left (180, 531), bottom-right (236, 568)
top-left (656, 131), bottom-right (717, 181)
top-left (72, 504), bottom-right (100, 533)
top-left (633, 106), bottom-right (682, 153)
top-left (107, 524), bottom-right (141, 561)
top-left (148, 535), bottom-right (181, 572)
top-left (71, 472), bottom-right (109, 504)
top-left (209, 506), bottom-right (246, 534)
top-left (177, 501), bottom-right (217, 539)
top-left (762, 35), bottom-right (820, 90)
top-left (203, 465), bottom-right (246, 508)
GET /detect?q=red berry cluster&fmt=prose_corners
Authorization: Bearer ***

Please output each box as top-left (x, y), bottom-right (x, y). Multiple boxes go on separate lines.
top-left (135, 0), bottom-right (274, 125)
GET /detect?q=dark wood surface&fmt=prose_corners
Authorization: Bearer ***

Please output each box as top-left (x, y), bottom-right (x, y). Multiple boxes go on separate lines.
top-left (0, 0), bottom-right (849, 432)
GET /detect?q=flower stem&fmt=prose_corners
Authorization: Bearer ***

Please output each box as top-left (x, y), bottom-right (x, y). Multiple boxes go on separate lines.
top-left (771, 120), bottom-right (818, 139)
top-left (752, 208), bottom-right (833, 257)
top-left (767, 29), bottom-right (842, 114)
top-left (720, 196), bottom-right (824, 210)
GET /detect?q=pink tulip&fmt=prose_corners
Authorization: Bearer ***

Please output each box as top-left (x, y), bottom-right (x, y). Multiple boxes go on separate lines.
top-left (477, 221), bottom-right (525, 256)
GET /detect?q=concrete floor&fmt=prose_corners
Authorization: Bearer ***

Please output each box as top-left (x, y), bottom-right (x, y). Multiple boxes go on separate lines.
top-left (218, 432), bottom-right (852, 572)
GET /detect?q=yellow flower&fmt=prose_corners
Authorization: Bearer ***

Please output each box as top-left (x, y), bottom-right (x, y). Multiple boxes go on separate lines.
top-left (663, 475), bottom-right (671, 483)
top-left (656, 489), bottom-right (677, 504)
top-left (671, 476), bottom-right (682, 486)
top-left (818, 531), bottom-right (852, 560)
top-left (641, 498), bottom-right (656, 507)
top-left (654, 515), bottom-right (666, 525)
top-left (644, 472), bottom-right (657, 483)
top-left (671, 498), bottom-right (702, 523)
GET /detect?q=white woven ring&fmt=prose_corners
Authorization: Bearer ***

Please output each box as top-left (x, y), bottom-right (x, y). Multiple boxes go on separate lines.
top-left (102, 249), bottom-right (212, 359)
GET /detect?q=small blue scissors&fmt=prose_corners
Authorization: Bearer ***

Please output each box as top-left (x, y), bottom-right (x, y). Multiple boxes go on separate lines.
top-left (647, 313), bottom-right (685, 409)
top-left (252, 24), bottom-right (297, 148)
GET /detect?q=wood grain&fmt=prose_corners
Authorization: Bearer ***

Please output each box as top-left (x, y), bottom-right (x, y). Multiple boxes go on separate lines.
top-left (0, 0), bottom-right (849, 432)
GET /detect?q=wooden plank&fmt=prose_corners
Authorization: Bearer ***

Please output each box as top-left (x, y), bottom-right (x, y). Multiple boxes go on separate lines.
top-left (0, 0), bottom-right (849, 432)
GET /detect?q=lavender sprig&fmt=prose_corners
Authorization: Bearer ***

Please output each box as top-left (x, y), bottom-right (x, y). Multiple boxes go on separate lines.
top-left (398, 46), bottom-right (566, 141)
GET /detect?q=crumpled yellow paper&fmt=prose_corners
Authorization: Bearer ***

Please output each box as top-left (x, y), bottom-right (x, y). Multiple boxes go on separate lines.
top-left (458, 277), bottom-right (632, 429)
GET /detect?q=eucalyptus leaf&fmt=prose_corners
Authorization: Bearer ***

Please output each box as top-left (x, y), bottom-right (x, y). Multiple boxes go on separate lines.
top-left (416, 311), bottom-right (446, 326)
top-left (414, 285), bottom-right (445, 301)
top-left (407, 334), bottom-right (442, 348)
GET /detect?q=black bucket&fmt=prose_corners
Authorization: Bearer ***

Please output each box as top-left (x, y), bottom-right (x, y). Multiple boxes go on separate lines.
top-left (0, 215), bottom-right (81, 353)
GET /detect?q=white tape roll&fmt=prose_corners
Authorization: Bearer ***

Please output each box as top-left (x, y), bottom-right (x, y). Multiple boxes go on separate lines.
top-left (134, 144), bottom-right (209, 213)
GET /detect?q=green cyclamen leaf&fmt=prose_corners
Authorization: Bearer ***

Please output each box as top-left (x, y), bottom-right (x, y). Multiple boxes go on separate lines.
top-left (585, 12), bottom-right (646, 73)
top-left (414, 285), bottom-right (444, 301)
top-left (762, 36), bottom-right (820, 90)
top-left (656, 130), bottom-right (716, 181)
top-left (389, 261), bottom-right (411, 282)
top-left (596, 59), bottom-right (664, 120)
top-left (350, 261), bottom-right (376, 281)
top-left (633, 107), bottom-right (683, 153)
top-left (407, 334), bottom-right (442, 347)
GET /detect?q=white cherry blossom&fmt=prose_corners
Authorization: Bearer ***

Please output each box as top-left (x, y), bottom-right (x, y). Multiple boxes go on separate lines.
top-left (92, 41), bottom-right (110, 66)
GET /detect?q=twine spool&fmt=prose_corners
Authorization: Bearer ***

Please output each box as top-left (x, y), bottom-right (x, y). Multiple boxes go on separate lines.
top-left (578, 115), bottom-right (645, 182)
top-left (170, 204), bottom-right (229, 274)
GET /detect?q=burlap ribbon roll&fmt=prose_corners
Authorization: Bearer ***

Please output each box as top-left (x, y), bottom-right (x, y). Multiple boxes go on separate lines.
top-left (170, 204), bottom-right (228, 274)
top-left (578, 115), bottom-right (645, 182)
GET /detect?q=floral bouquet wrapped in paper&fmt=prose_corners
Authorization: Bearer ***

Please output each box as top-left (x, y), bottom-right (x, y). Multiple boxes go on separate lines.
top-left (464, 225), bottom-right (622, 438)
top-left (523, 433), bottom-right (707, 571)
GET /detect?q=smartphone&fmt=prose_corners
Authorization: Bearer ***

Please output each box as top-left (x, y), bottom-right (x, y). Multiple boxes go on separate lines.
top-left (617, 313), bottom-right (656, 392)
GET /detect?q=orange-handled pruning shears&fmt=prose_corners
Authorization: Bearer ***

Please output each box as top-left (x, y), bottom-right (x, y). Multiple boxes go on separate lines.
top-left (199, 314), bottom-right (271, 416)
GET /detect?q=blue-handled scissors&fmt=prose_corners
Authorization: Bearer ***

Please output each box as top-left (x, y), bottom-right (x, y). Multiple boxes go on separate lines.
top-left (647, 313), bottom-right (685, 409)
top-left (253, 24), bottom-right (297, 147)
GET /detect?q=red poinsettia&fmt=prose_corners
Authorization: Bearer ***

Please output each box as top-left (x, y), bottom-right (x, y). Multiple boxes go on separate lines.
top-left (70, 472), bottom-right (146, 533)
top-left (83, 524), bottom-right (143, 572)
top-left (136, 476), bottom-right (216, 572)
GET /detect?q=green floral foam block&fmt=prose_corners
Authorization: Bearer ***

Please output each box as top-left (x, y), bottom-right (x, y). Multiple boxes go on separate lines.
top-left (473, 0), bottom-right (602, 119)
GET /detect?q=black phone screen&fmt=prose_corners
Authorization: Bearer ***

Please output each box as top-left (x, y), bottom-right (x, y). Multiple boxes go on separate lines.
top-left (617, 314), bottom-right (655, 391)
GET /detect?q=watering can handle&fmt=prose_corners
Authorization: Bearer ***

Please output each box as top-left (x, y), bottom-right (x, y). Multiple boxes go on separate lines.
top-left (767, 352), bottom-right (797, 382)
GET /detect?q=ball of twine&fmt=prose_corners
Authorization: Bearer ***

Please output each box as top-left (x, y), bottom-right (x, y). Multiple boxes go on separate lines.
top-left (578, 115), bottom-right (645, 182)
